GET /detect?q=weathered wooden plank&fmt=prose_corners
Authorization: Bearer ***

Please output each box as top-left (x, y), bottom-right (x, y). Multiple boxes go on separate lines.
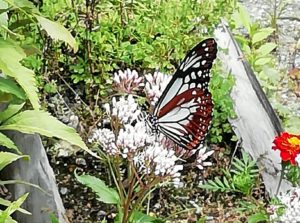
top-left (1, 131), bottom-right (67, 223)
top-left (214, 21), bottom-right (292, 196)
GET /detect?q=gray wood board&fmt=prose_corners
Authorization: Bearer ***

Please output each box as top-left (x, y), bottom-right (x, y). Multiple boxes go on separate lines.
top-left (1, 131), bottom-right (67, 223)
top-left (214, 21), bottom-right (292, 196)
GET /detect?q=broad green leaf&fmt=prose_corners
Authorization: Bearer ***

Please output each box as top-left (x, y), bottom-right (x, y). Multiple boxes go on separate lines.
top-left (252, 28), bottom-right (274, 44)
top-left (0, 110), bottom-right (98, 157)
top-left (0, 77), bottom-right (26, 100)
top-left (0, 151), bottom-right (29, 171)
top-left (0, 39), bottom-right (39, 109)
top-left (256, 43), bottom-right (277, 56)
top-left (0, 198), bottom-right (31, 215)
top-left (0, 132), bottom-right (21, 154)
top-left (35, 16), bottom-right (78, 52)
top-left (254, 57), bottom-right (272, 66)
top-left (75, 173), bottom-right (120, 204)
top-left (0, 103), bottom-right (24, 122)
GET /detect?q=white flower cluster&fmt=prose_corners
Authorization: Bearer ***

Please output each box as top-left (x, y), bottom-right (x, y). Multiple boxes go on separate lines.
top-left (145, 71), bottom-right (172, 106)
top-left (90, 95), bottom-right (183, 182)
top-left (113, 69), bottom-right (143, 93)
top-left (89, 128), bottom-right (118, 155)
top-left (105, 95), bottom-right (141, 124)
top-left (270, 187), bottom-right (300, 222)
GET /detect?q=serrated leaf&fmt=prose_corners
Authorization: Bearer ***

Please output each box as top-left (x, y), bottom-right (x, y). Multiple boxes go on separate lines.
top-left (75, 173), bottom-right (120, 204)
top-left (0, 110), bottom-right (98, 158)
top-left (0, 151), bottom-right (29, 171)
top-left (0, 77), bottom-right (26, 100)
top-left (0, 103), bottom-right (24, 122)
top-left (252, 28), bottom-right (274, 44)
top-left (0, 132), bottom-right (21, 154)
top-left (0, 39), bottom-right (39, 109)
top-left (256, 43), bottom-right (277, 56)
top-left (35, 16), bottom-right (78, 52)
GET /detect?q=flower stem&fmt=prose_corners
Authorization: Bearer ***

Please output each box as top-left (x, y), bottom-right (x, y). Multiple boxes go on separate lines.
top-left (276, 162), bottom-right (286, 196)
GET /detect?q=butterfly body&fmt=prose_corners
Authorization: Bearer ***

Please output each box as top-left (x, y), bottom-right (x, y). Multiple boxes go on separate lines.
top-left (148, 38), bottom-right (217, 150)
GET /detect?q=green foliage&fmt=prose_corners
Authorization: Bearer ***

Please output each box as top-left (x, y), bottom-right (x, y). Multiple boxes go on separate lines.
top-left (0, 152), bottom-right (29, 171)
top-left (200, 152), bottom-right (259, 195)
top-left (75, 173), bottom-right (120, 204)
top-left (236, 201), bottom-right (269, 223)
top-left (209, 66), bottom-right (235, 143)
top-left (0, 110), bottom-right (96, 157)
top-left (75, 172), bottom-right (163, 223)
top-left (34, 0), bottom-right (237, 95)
top-left (232, 4), bottom-right (281, 93)
top-left (0, 193), bottom-right (30, 223)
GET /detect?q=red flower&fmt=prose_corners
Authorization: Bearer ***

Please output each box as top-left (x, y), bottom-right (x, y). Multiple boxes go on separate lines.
top-left (273, 132), bottom-right (300, 165)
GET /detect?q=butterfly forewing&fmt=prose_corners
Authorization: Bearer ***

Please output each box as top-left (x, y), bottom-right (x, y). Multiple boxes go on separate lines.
top-left (152, 38), bottom-right (217, 150)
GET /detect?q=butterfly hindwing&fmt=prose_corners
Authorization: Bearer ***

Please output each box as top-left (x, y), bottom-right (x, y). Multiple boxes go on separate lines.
top-left (152, 38), bottom-right (217, 150)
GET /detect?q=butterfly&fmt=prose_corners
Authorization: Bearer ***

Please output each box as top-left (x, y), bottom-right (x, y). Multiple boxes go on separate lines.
top-left (148, 38), bottom-right (217, 150)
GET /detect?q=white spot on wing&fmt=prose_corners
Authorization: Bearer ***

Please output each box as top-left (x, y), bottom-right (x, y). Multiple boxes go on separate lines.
top-left (191, 72), bottom-right (196, 79)
top-left (184, 75), bottom-right (190, 83)
top-left (201, 60), bottom-right (206, 65)
top-left (193, 62), bottom-right (200, 68)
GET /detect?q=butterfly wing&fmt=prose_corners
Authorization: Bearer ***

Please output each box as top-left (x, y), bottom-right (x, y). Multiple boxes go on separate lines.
top-left (153, 38), bottom-right (217, 150)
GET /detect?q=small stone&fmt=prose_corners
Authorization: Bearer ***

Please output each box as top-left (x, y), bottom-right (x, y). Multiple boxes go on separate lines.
top-left (76, 158), bottom-right (87, 166)
top-left (60, 187), bottom-right (68, 195)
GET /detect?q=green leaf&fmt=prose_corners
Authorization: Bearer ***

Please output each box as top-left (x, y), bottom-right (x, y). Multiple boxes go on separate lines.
top-left (254, 57), bottom-right (272, 66)
top-left (35, 16), bottom-right (78, 52)
top-left (0, 102), bottom-right (24, 123)
top-left (0, 110), bottom-right (98, 157)
top-left (233, 5), bottom-right (251, 33)
top-left (0, 193), bottom-right (29, 222)
top-left (0, 132), bottom-right (21, 154)
top-left (130, 211), bottom-right (164, 223)
top-left (0, 1), bottom-right (8, 27)
top-left (247, 212), bottom-right (268, 223)
top-left (256, 43), bottom-right (277, 57)
top-left (0, 39), bottom-right (39, 109)
top-left (0, 152), bottom-right (29, 171)
top-left (0, 198), bottom-right (31, 215)
top-left (0, 77), bottom-right (26, 100)
top-left (75, 173), bottom-right (120, 204)
top-left (252, 28), bottom-right (274, 44)
top-left (5, 0), bottom-right (39, 13)
top-left (49, 213), bottom-right (59, 223)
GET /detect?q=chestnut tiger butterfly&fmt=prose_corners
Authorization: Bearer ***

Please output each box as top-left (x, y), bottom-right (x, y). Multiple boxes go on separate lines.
top-left (147, 38), bottom-right (217, 150)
